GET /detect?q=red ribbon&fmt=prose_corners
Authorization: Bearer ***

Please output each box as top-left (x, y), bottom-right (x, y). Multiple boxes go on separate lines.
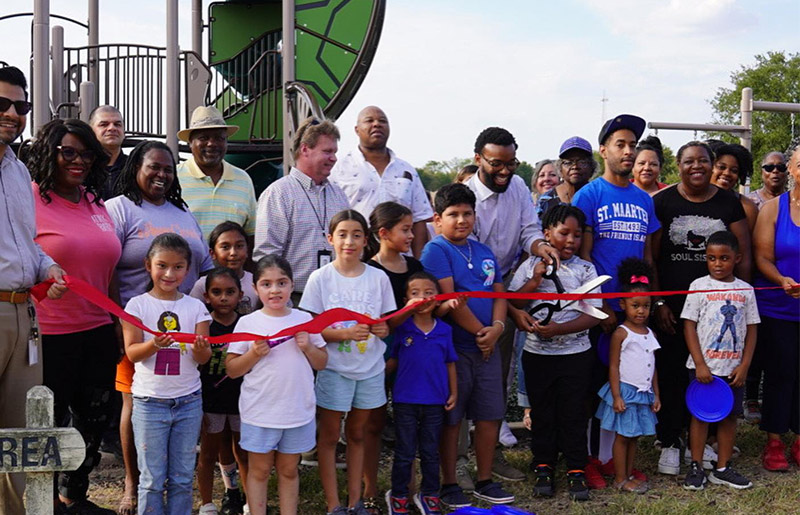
top-left (31, 275), bottom-right (791, 346)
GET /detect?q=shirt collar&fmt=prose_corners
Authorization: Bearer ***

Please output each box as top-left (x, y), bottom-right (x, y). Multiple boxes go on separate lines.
top-left (184, 156), bottom-right (234, 181)
top-left (468, 172), bottom-right (496, 201)
top-left (290, 166), bottom-right (328, 189)
top-left (0, 146), bottom-right (18, 166)
top-left (354, 146), bottom-right (396, 166)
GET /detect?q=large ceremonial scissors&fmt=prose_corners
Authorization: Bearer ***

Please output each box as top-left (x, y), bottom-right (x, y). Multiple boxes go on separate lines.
top-left (527, 265), bottom-right (611, 324)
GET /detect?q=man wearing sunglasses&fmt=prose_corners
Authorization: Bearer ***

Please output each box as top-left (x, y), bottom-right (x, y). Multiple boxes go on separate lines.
top-left (0, 66), bottom-right (67, 514)
top-left (746, 151), bottom-right (788, 210)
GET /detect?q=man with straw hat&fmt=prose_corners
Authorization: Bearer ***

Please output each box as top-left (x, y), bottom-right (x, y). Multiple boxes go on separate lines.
top-left (177, 105), bottom-right (257, 245)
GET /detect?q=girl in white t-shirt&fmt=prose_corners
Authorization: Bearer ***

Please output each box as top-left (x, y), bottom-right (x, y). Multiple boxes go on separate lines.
top-left (299, 210), bottom-right (396, 515)
top-left (121, 233), bottom-right (212, 514)
top-left (226, 255), bottom-right (328, 515)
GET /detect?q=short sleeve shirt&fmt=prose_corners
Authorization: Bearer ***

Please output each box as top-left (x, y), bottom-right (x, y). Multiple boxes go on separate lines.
top-left (391, 318), bottom-right (458, 405)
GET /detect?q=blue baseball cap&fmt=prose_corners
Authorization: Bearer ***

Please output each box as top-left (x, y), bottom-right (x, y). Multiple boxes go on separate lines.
top-left (598, 114), bottom-right (646, 146)
top-left (559, 136), bottom-right (593, 158)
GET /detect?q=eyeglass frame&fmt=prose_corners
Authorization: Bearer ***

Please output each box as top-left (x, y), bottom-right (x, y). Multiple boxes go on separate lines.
top-left (0, 96), bottom-right (32, 115)
top-left (56, 145), bottom-right (96, 163)
top-left (561, 158), bottom-right (593, 169)
top-left (480, 153), bottom-right (520, 172)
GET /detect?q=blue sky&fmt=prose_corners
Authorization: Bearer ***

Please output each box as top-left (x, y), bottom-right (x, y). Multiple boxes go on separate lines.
top-left (3, 0), bottom-right (798, 165)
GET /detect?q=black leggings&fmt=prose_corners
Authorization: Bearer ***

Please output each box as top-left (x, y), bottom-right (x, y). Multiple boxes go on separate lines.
top-left (759, 316), bottom-right (800, 435)
top-left (42, 324), bottom-right (119, 500)
top-left (654, 320), bottom-right (690, 448)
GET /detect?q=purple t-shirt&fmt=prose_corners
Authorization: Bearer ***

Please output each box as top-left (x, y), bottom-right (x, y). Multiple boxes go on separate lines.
top-left (106, 195), bottom-right (213, 305)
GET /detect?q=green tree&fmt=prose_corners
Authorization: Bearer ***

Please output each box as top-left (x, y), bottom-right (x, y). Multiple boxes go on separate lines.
top-left (709, 51), bottom-right (800, 179)
top-left (416, 157), bottom-right (471, 191)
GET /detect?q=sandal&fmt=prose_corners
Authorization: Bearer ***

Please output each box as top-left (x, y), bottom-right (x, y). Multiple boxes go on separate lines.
top-left (613, 477), bottom-right (649, 494)
top-left (117, 494), bottom-right (137, 515)
top-left (361, 497), bottom-right (384, 515)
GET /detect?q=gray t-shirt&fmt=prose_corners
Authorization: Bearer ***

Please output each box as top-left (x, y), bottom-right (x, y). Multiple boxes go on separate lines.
top-left (106, 195), bottom-right (213, 305)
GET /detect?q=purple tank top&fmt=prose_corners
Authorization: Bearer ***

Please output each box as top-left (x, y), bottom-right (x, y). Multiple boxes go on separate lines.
top-left (755, 193), bottom-right (800, 320)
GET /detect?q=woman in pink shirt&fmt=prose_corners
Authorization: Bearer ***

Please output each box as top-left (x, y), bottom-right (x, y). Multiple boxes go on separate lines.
top-left (26, 119), bottom-right (121, 514)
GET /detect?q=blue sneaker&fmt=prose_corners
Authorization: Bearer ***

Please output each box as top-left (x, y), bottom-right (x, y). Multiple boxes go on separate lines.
top-left (472, 481), bottom-right (514, 504)
top-left (413, 493), bottom-right (443, 514)
top-left (439, 484), bottom-right (471, 509)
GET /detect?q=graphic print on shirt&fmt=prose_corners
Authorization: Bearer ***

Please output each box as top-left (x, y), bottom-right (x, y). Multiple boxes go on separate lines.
top-left (238, 296), bottom-right (254, 314)
top-left (716, 300), bottom-right (738, 350)
top-left (207, 345), bottom-right (227, 376)
top-left (157, 311), bottom-right (181, 332)
top-left (667, 215), bottom-right (726, 258)
top-left (155, 311), bottom-right (181, 375)
top-left (332, 320), bottom-right (368, 354)
top-left (595, 202), bottom-right (651, 243)
top-left (482, 259), bottom-right (495, 286)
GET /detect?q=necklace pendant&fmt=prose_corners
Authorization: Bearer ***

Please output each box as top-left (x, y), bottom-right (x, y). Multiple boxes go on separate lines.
top-left (467, 263), bottom-right (473, 269)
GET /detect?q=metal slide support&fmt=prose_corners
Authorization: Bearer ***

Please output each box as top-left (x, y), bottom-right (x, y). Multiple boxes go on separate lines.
top-left (32, 0), bottom-right (50, 135)
top-left (740, 87), bottom-right (753, 151)
top-left (79, 82), bottom-right (95, 122)
top-left (282, 0), bottom-right (296, 169)
top-left (192, 0), bottom-right (202, 56)
top-left (88, 0), bottom-right (99, 95)
top-left (166, 0), bottom-right (179, 157)
top-left (51, 25), bottom-right (63, 110)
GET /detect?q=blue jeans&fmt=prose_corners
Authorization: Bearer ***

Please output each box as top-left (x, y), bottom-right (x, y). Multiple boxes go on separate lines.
top-left (391, 402), bottom-right (444, 497)
top-left (132, 390), bottom-right (202, 515)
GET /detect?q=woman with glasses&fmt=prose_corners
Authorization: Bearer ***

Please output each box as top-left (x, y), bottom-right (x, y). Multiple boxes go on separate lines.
top-left (632, 136), bottom-right (668, 194)
top-left (710, 143), bottom-right (759, 232)
top-left (25, 119), bottom-right (121, 514)
top-left (746, 152), bottom-right (788, 210)
top-left (537, 137), bottom-right (595, 219)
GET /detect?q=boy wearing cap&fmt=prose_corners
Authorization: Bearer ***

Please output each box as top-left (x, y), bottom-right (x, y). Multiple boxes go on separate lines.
top-left (537, 136), bottom-right (596, 218)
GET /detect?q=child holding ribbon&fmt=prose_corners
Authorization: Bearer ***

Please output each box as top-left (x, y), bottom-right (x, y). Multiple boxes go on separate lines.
top-left (226, 255), bottom-right (328, 515)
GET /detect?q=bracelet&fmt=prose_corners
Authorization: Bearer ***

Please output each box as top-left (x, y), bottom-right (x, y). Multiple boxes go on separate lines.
top-left (492, 320), bottom-right (506, 331)
top-left (536, 240), bottom-right (553, 249)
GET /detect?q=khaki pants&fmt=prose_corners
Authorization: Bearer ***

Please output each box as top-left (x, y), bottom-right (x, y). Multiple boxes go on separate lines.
top-left (0, 302), bottom-right (43, 515)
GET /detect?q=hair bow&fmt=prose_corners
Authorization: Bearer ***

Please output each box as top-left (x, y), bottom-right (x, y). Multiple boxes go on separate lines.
top-left (630, 275), bottom-right (649, 284)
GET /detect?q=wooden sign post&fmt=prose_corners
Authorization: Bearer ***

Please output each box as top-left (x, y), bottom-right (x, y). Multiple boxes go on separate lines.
top-left (0, 386), bottom-right (85, 515)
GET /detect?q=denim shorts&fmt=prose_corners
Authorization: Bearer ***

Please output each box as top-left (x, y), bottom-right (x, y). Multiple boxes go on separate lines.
top-left (315, 368), bottom-right (387, 412)
top-left (239, 419), bottom-right (316, 454)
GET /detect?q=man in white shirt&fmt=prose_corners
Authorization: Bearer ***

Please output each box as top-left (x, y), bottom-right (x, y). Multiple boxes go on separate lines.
top-left (330, 106), bottom-right (432, 257)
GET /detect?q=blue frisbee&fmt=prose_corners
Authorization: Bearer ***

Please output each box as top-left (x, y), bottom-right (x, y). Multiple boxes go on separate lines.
top-left (452, 508), bottom-right (491, 515)
top-left (685, 377), bottom-right (734, 422)
top-left (597, 332), bottom-right (611, 367)
top-left (491, 506), bottom-right (536, 515)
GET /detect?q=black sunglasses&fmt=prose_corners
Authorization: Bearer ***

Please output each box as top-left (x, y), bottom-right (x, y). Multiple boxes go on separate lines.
top-left (762, 163), bottom-right (787, 174)
top-left (57, 145), bottom-right (96, 163)
top-left (0, 96), bottom-right (32, 115)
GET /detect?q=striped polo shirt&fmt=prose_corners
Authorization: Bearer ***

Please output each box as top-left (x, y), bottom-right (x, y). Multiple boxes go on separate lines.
top-left (177, 157), bottom-right (257, 242)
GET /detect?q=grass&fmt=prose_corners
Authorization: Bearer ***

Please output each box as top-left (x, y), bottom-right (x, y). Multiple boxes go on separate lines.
top-left (84, 418), bottom-right (800, 514)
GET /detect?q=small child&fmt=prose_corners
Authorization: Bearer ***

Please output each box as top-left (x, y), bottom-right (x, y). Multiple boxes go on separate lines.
top-left (226, 255), bottom-right (328, 514)
top-left (509, 204), bottom-right (603, 501)
top-left (420, 183), bottom-right (511, 508)
top-left (595, 258), bottom-right (661, 494)
top-left (385, 272), bottom-right (458, 515)
top-left (681, 230), bottom-right (759, 491)
top-left (197, 267), bottom-right (248, 515)
top-left (120, 233), bottom-right (212, 514)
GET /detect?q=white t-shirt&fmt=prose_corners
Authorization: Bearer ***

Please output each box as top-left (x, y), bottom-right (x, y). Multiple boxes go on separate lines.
top-left (681, 275), bottom-right (760, 377)
top-left (190, 270), bottom-right (258, 315)
top-left (125, 293), bottom-right (212, 398)
top-left (299, 263), bottom-right (396, 380)
top-left (509, 255), bottom-right (602, 355)
top-left (228, 309), bottom-right (326, 429)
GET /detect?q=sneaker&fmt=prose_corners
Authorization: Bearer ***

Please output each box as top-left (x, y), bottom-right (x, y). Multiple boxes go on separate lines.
top-left (456, 457), bottom-right (475, 492)
top-left (532, 464), bottom-right (554, 497)
top-left (566, 471), bottom-right (589, 501)
top-left (200, 503), bottom-right (219, 515)
top-left (683, 461), bottom-right (707, 491)
top-left (791, 439), bottom-right (800, 466)
top-left (413, 493), bottom-right (443, 514)
top-left (349, 500), bottom-right (370, 515)
top-left (57, 499), bottom-right (116, 514)
top-left (243, 505), bottom-right (251, 515)
top-left (492, 450), bottom-right (526, 481)
top-left (658, 446), bottom-right (681, 475)
top-left (440, 484), bottom-right (471, 509)
top-left (473, 481), bottom-right (514, 504)
top-left (220, 488), bottom-right (244, 515)
top-left (708, 466), bottom-right (753, 489)
top-left (328, 507), bottom-right (349, 515)
top-left (744, 400), bottom-right (761, 423)
top-left (498, 420), bottom-right (518, 447)
top-left (300, 448), bottom-right (347, 469)
top-left (684, 444), bottom-right (717, 470)
top-left (762, 439), bottom-right (790, 471)
top-left (585, 458), bottom-right (607, 489)
top-left (384, 491), bottom-right (409, 515)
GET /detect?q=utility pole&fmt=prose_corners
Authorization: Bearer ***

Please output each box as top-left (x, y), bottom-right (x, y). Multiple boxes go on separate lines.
top-left (601, 90), bottom-right (608, 123)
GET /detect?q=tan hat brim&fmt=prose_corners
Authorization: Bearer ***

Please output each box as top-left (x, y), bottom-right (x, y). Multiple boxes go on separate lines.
top-left (177, 124), bottom-right (240, 143)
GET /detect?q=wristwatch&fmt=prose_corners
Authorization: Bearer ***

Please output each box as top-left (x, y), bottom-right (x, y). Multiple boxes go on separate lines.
top-left (654, 299), bottom-right (666, 308)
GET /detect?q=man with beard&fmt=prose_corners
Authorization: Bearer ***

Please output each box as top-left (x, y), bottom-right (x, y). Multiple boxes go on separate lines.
top-left (0, 65), bottom-right (67, 515)
top-left (330, 105), bottom-right (432, 257)
top-left (572, 114), bottom-right (660, 488)
top-left (537, 136), bottom-right (596, 218)
top-left (89, 105), bottom-right (127, 199)
top-left (177, 105), bottom-right (257, 244)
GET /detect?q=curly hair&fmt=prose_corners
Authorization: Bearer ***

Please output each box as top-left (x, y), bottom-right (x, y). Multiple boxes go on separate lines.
top-left (25, 119), bottom-right (108, 205)
top-left (715, 143), bottom-right (753, 185)
top-left (617, 257), bottom-right (654, 293)
top-left (113, 140), bottom-right (186, 210)
top-left (473, 127), bottom-right (518, 154)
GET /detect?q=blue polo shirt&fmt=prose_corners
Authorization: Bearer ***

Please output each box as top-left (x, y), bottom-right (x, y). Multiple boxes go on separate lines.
top-left (392, 317), bottom-right (458, 405)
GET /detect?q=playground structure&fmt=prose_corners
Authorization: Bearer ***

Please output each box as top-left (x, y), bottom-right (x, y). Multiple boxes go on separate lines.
top-left (6, 0), bottom-right (385, 193)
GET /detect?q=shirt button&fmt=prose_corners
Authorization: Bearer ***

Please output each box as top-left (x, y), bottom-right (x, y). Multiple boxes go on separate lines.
top-left (647, 364), bottom-right (651, 367)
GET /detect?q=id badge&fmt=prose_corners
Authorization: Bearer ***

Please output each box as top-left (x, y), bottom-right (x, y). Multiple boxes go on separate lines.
top-left (27, 304), bottom-right (40, 366)
top-left (317, 249), bottom-right (332, 269)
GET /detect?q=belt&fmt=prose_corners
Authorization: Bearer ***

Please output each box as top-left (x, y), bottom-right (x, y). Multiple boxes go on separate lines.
top-left (0, 290), bottom-right (31, 304)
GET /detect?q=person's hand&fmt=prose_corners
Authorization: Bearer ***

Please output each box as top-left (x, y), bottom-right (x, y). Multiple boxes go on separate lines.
top-left (46, 265), bottom-right (68, 300)
top-left (613, 396), bottom-right (626, 413)
top-left (695, 363), bottom-right (713, 384)
top-left (370, 321), bottom-right (389, 339)
top-left (445, 393), bottom-right (457, 411)
top-left (531, 320), bottom-right (561, 339)
top-left (295, 331), bottom-right (311, 352)
top-left (781, 276), bottom-right (800, 299)
top-left (652, 396), bottom-right (661, 413)
top-left (523, 409), bottom-right (532, 430)
top-left (152, 333), bottom-right (175, 349)
top-left (348, 323), bottom-right (371, 342)
top-left (251, 339), bottom-right (270, 357)
top-left (405, 297), bottom-right (432, 311)
top-left (728, 363), bottom-right (749, 388)
top-left (509, 308), bottom-right (535, 332)
top-left (655, 303), bottom-right (676, 334)
top-left (475, 324), bottom-right (502, 360)
top-left (536, 241), bottom-right (560, 269)
top-left (598, 304), bottom-right (617, 334)
top-left (444, 295), bottom-right (467, 312)
top-left (532, 260), bottom-right (548, 280)
top-left (193, 335), bottom-right (210, 351)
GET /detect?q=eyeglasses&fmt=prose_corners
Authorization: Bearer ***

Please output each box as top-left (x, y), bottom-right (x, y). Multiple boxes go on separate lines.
top-left (562, 158), bottom-right (592, 169)
top-left (480, 154), bottom-right (519, 171)
top-left (57, 146), bottom-right (96, 163)
top-left (0, 96), bottom-right (32, 115)
top-left (762, 163), bottom-right (787, 174)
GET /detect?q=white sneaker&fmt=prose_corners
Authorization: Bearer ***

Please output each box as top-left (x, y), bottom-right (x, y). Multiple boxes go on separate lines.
top-left (199, 503), bottom-right (219, 514)
top-left (498, 420), bottom-right (518, 447)
top-left (243, 504), bottom-right (251, 515)
top-left (658, 446), bottom-right (681, 475)
top-left (711, 442), bottom-right (741, 459)
top-left (684, 444), bottom-right (718, 470)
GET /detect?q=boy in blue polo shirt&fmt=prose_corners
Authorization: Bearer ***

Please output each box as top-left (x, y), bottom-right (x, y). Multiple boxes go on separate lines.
top-left (421, 183), bottom-right (511, 508)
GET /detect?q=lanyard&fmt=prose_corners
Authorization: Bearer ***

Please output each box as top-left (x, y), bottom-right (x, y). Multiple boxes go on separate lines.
top-left (294, 176), bottom-right (327, 237)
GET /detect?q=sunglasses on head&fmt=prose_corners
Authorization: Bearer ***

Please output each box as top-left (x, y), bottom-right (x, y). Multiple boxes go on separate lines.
top-left (0, 96), bottom-right (32, 115)
top-left (762, 163), bottom-right (787, 174)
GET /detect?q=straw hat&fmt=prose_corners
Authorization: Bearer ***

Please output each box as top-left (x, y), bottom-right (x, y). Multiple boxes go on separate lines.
top-left (177, 105), bottom-right (239, 142)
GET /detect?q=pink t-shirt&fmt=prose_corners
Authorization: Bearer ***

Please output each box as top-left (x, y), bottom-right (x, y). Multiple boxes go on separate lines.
top-left (33, 183), bottom-right (122, 334)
